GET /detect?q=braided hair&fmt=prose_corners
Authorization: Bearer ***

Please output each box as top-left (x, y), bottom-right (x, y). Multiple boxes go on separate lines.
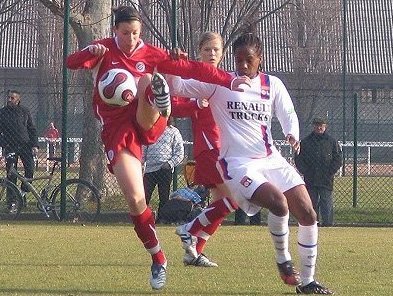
top-left (232, 32), bottom-right (262, 57)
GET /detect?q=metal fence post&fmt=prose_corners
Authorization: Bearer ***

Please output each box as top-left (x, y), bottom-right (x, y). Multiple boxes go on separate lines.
top-left (61, 0), bottom-right (71, 220)
top-left (341, 0), bottom-right (347, 177)
top-left (352, 93), bottom-right (358, 207)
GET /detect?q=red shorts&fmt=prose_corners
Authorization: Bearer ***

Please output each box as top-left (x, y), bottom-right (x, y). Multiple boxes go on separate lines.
top-left (194, 149), bottom-right (223, 188)
top-left (100, 101), bottom-right (167, 173)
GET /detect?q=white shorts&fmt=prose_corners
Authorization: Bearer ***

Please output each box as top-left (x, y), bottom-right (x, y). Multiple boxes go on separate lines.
top-left (217, 153), bottom-right (304, 216)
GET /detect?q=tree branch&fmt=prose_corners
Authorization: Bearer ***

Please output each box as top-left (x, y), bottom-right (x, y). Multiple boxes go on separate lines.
top-left (38, 0), bottom-right (64, 18)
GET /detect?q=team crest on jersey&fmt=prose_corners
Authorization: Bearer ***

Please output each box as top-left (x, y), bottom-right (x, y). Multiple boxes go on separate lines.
top-left (136, 62), bottom-right (145, 72)
top-left (261, 86), bottom-right (270, 100)
top-left (261, 89), bottom-right (270, 96)
top-left (240, 176), bottom-right (253, 187)
top-left (260, 73), bottom-right (270, 100)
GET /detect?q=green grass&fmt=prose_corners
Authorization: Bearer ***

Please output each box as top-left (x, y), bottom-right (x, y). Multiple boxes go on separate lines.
top-left (333, 176), bottom-right (393, 224)
top-left (0, 223), bottom-right (392, 295)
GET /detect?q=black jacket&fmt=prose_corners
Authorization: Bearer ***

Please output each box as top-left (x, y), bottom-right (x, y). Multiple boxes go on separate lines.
top-left (295, 131), bottom-right (342, 190)
top-left (0, 104), bottom-right (38, 151)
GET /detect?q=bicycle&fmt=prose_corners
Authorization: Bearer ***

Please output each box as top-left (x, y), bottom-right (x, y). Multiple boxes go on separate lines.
top-left (0, 153), bottom-right (101, 222)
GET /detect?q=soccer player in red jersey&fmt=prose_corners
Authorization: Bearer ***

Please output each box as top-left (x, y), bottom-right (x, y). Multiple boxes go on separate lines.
top-left (172, 32), bottom-right (238, 267)
top-left (66, 6), bottom-right (249, 290)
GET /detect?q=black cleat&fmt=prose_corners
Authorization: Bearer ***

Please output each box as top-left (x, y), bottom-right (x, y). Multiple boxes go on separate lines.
top-left (296, 281), bottom-right (334, 294)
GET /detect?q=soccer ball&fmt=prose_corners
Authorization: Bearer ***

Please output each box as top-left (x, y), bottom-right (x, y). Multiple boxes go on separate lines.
top-left (97, 68), bottom-right (137, 106)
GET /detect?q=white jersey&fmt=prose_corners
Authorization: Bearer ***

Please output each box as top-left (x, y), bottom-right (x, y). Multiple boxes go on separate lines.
top-left (169, 72), bottom-right (299, 160)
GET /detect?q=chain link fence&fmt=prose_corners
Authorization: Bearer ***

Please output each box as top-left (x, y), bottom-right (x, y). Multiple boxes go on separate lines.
top-left (0, 0), bottom-right (392, 224)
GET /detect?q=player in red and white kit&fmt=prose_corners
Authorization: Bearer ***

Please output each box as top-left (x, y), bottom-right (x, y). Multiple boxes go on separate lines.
top-left (169, 33), bottom-right (334, 295)
top-left (66, 6), bottom-right (249, 291)
top-left (172, 32), bottom-right (238, 267)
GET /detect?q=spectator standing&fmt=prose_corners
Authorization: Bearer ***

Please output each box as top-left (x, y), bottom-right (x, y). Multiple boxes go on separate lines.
top-left (0, 90), bottom-right (39, 204)
top-left (295, 117), bottom-right (342, 227)
top-left (43, 122), bottom-right (60, 157)
top-left (142, 119), bottom-right (184, 222)
top-left (171, 32), bottom-right (238, 267)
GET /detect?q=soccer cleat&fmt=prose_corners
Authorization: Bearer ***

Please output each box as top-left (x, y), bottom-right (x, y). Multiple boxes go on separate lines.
top-left (149, 261), bottom-right (167, 290)
top-left (175, 225), bottom-right (198, 258)
top-left (277, 260), bottom-right (301, 286)
top-left (183, 253), bottom-right (218, 267)
top-left (151, 73), bottom-right (171, 117)
top-left (9, 203), bottom-right (18, 214)
top-left (296, 281), bottom-right (334, 294)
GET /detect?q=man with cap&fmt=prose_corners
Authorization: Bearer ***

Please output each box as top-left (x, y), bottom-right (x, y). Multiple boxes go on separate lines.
top-left (295, 117), bottom-right (342, 226)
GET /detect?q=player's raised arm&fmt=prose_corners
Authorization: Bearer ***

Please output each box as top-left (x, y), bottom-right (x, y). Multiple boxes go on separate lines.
top-left (157, 58), bottom-right (250, 91)
top-left (66, 42), bottom-right (109, 70)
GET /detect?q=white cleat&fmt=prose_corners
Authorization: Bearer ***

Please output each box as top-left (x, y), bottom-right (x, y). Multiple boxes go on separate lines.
top-left (175, 225), bottom-right (198, 258)
top-left (183, 253), bottom-right (218, 267)
top-left (149, 261), bottom-right (167, 290)
top-left (151, 73), bottom-right (171, 117)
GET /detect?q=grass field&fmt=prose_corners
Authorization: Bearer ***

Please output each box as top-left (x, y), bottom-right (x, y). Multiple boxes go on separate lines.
top-left (1, 222), bottom-right (392, 295)
top-left (2, 164), bottom-right (392, 224)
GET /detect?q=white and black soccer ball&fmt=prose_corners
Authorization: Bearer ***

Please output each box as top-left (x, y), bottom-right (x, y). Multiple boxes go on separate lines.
top-left (97, 68), bottom-right (137, 106)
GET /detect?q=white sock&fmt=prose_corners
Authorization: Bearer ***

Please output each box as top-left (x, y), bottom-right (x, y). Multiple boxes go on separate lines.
top-left (268, 211), bottom-right (291, 264)
top-left (298, 223), bottom-right (318, 285)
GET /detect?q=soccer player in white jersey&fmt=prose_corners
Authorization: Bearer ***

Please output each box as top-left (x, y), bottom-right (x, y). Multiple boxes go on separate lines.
top-left (169, 33), bottom-right (334, 295)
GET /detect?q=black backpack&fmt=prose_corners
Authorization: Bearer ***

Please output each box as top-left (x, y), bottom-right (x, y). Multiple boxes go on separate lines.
top-left (159, 199), bottom-right (203, 224)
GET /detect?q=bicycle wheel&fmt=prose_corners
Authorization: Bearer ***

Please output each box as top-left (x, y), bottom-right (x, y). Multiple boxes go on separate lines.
top-left (51, 179), bottom-right (101, 223)
top-left (0, 178), bottom-right (23, 220)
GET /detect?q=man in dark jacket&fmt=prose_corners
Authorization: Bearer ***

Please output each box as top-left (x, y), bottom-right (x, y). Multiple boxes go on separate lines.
top-left (295, 117), bottom-right (342, 226)
top-left (0, 90), bottom-right (39, 203)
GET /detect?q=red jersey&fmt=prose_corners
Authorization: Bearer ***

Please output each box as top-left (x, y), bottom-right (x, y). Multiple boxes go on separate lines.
top-left (44, 127), bottom-right (60, 140)
top-left (66, 38), bottom-right (234, 169)
top-left (66, 37), bottom-right (234, 126)
top-left (171, 97), bottom-right (220, 158)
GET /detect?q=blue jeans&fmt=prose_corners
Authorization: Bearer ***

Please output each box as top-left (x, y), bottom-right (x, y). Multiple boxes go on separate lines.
top-left (307, 186), bottom-right (334, 226)
top-left (143, 167), bottom-right (173, 220)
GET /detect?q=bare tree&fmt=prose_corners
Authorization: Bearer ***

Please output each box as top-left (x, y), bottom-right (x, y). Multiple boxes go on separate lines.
top-left (34, 0), bottom-right (294, 194)
top-left (288, 0), bottom-right (342, 125)
top-left (134, 0), bottom-right (292, 59)
top-left (37, 0), bottom-right (112, 191)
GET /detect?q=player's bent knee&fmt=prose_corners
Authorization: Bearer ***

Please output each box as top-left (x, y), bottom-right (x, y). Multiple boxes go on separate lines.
top-left (297, 207), bottom-right (317, 225)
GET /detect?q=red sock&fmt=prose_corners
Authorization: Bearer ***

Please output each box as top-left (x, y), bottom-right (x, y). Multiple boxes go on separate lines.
top-left (195, 217), bottom-right (224, 254)
top-left (196, 237), bottom-right (207, 254)
top-left (129, 207), bottom-right (166, 264)
top-left (189, 197), bottom-right (237, 239)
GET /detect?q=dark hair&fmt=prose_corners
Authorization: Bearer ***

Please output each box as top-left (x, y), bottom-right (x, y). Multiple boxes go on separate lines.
top-left (232, 32), bottom-right (263, 57)
top-left (113, 6), bottom-right (141, 26)
top-left (8, 90), bottom-right (20, 96)
top-left (312, 117), bottom-right (328, 125)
